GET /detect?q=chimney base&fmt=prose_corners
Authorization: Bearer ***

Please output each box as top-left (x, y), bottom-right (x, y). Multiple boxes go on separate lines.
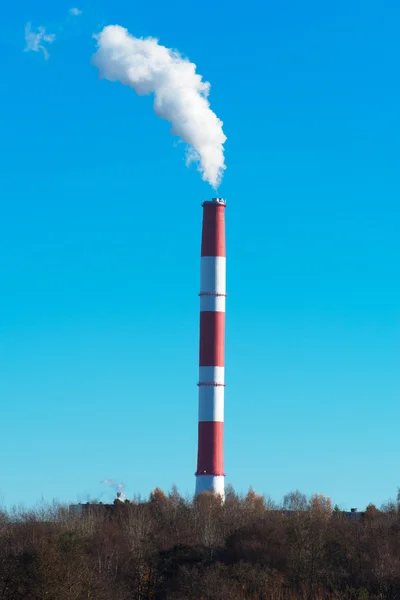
top-left (195, 474), bottom-right (225, 499)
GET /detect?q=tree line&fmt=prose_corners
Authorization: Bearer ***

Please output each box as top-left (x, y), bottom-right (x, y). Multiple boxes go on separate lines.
top-left (1, 486), bottom-right (400, 600)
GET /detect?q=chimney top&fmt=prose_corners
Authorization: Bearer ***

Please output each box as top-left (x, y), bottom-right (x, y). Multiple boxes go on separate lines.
top-left (202, 198), bottom-right (226, 206)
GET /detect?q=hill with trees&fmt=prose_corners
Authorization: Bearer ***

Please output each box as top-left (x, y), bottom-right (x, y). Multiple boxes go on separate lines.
top-left (0, 486), bottom-right (399, 599)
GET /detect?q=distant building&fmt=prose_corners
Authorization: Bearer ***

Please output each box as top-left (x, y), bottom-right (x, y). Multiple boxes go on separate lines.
top-left (345, 508), bottom-right (363, 521)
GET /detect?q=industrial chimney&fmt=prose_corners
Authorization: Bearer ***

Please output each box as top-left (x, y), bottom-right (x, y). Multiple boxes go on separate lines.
top-left (195, 198), bottom-right (226, 499)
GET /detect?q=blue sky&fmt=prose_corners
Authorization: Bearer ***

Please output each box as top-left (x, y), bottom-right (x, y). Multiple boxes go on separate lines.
top-left (0, 0), bottom-right (399, 509)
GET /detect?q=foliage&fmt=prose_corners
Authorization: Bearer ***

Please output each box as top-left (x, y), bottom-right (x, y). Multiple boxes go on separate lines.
top-left (0, 488), bottom-right (399, 599)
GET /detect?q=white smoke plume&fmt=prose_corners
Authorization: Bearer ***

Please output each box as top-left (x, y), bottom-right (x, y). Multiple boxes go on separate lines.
top-left (92, 26), bottom-right (226, 188)
top-left (101, 479), bottom-right (125, 492)
top-left (24, 23), bottom-right (56, 60)
top-left (101, 479), bottom-right (127, 502)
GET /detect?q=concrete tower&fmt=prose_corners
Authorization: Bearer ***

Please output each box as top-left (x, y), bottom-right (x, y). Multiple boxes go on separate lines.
top-left (195, 198), bottom-right (226, 498)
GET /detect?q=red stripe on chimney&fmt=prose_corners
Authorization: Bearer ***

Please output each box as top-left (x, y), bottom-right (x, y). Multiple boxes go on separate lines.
top-left (201, 204), bottom-right (226, 257)
top-left (199, 311), bottom-right (225, 367)
top-left (196, 421), bottom-right (224, 476)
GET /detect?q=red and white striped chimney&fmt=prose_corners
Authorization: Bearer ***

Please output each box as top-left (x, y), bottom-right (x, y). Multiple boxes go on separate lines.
top-left (195, 197), bottom-right (226, 499)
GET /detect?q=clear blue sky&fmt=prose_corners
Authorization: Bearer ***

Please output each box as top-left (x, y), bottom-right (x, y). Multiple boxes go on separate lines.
top-left (0, 0), bottom-right (399, 510)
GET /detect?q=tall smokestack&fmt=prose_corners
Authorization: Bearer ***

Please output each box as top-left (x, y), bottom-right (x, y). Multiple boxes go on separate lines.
top-left (195, 198), bottom-right (226, 499)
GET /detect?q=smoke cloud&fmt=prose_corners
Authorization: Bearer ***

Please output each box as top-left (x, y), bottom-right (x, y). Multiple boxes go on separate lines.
top-left (24, 23), bottom-right (56, 60)
top-left (69, 7), bottom-right (83, 16)
top-left (101, 479), bottom-right (125, 492)
top-left (101, 479), bottom-right (127, 502)
top-left (92, 25), bottom-right (226, 188)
